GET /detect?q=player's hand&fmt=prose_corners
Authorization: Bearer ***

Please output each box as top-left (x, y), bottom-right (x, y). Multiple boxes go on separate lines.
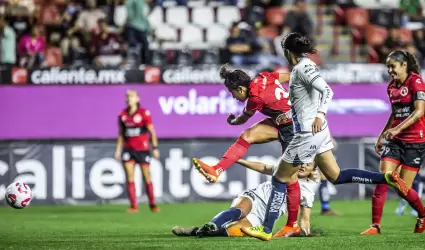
top-left (227, 113), bottom-right (236, 125)
top-left (311, 117), bottom-right (323, 135)
top-left (382, 127), bottom-right (401, 141)
top-left (375, 139), bottom-right (384, 154)
top-left (152, 148), bottom-right (160, 159)
top-left (114, 151), bottom-right (121, 161)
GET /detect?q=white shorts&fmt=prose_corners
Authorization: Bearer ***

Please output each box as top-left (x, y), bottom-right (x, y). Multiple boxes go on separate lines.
top-left (229, 179), bottom-right (318, 227)
top-left (283, 124), bottom-right (334, 165)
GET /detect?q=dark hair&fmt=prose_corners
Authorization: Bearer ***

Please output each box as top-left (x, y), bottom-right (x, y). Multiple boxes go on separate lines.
top-left (219, 64), bottom-right (251, 90)
top-left (388, 50), bottom-right (421, 75)
top-left (281, 32), bottom-right (317, 55)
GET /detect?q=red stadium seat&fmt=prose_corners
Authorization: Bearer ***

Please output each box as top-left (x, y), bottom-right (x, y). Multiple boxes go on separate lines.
top-left (367, 46), bottom-right (380, 63)
top-left (44, 46), bottom-right (63, 67)
top-left (400, 28), bottom-right (413, 44)
top-left (258, 26), bottom-right (278, 40)
top-left (346, 8), bottom-right (369, 28)
top-left (265, 7), bottom-right (286, 26)
top-left (366, 25), bottom-right (388, 46)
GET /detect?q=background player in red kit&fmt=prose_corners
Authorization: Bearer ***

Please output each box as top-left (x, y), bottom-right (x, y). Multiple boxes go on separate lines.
top-left (115, 90), bottom-right (160, 213)
top-left (362, 50), bottom-right (425, 234)
top-left (193, 65), bottom-right (301, 236)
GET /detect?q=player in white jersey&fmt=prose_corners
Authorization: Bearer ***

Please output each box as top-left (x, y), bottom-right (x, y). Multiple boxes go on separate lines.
top-left (241, 32), bottom-right (409, 241)
top-left (172, 159), bottom-right (319, 238)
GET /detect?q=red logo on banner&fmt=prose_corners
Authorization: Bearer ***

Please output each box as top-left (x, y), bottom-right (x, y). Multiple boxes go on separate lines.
top-left (144, 67), bottom-right (161, 83)
top-left (11, 67), bottom-right (28, 85)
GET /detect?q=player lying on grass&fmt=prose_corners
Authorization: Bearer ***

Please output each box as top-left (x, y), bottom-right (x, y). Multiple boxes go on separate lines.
top-left (172, 158), bottom-right (319, 238)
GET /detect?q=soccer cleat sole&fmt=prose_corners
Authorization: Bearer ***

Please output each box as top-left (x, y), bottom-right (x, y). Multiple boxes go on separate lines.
top-left (192, 158), bottom-right (217, 183)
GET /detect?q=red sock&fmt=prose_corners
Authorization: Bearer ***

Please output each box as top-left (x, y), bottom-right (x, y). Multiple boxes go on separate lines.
top-left (286, 181), bottom-right (300, 227)
top-left (403, 188), bottom-right (425, 218)
top-left (127, 181), bottom-right (137, 209)
top-left (215, 138), bottom-right (250, 172)
top-left (372, 184), bottom-right (388, 225)
top-left (145, 182), bottom-right (156, 207)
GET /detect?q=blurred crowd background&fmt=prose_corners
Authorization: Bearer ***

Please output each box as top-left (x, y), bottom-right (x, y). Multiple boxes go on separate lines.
top-left (0, 0), bottom-right (424, 69)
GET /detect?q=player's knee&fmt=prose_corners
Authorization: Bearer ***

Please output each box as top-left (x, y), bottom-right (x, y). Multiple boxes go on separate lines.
top-left (141, 168), bottom-right (151, 183)
top-left (226, 225), bottom-right (246, 237)
top-left (239, 130), bottom-right (253, 143)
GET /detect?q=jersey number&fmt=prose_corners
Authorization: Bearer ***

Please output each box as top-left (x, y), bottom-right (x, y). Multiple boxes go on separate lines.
top-left (274, 80), bottom-right (291, 105)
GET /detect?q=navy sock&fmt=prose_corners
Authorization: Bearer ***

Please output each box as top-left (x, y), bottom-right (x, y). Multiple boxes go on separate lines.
top-left (413, 174), bottom-right (420, 193)
top-left (319, 180), bottom-right (330, 211)
top-left (211, 207), bottom-right (242, 229)
top-left (334, 169), bottom-right (386, 185)
top-left (263, 177), bottom-right (287, 234)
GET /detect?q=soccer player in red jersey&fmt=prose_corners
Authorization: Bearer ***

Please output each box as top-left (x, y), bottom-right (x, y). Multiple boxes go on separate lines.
top-left (362, 50), bottom-right (425, 234)
top-left (192, 65), bottom-right (301, 235)
top-left (115, 90), bottom-right (160, 213)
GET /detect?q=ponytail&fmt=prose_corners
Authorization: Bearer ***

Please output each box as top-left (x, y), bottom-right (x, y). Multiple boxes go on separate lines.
top-left (405, 52), bottom-right (421, 75)
top-left (219, 64), bottom-right (251, 90)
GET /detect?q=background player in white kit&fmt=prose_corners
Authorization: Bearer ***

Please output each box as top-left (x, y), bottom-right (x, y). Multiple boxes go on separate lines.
top-left (172, 158), bottom-right (319, 238)
top-left (241, 32), bottom-right (409, 241)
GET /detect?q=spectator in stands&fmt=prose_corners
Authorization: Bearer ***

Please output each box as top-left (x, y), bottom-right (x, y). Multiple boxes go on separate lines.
top-left (69, 0), bottom-right (106, 47)
top-left (378, 28), bottom-right (407, 62)
top-left (242, 0), bottom-right (265, 28)
top-left (399, 0), bottom-right (424, 23)
top-left (282, 0), bottom-right (314, 38)
top-left (90, 18), bottom-right (125, 67)
top-left (7, 4), bottom-right (32, 41)
top-left (17, 26), bottom-right (45, 68)
top-left (226, 22), bottom-right (254, 66)
top-left (43, 33), bottom-right (63, 67)
top-left (226, 22), bottom-right (286, 68)
top-left (0, 16), bottom-right (16, 66)
top-left (126, 0), bottom-right (150, 64)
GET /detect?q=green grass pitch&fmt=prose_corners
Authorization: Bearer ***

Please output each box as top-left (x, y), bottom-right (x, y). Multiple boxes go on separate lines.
top-left (1, 200), bottom-right (425, 249)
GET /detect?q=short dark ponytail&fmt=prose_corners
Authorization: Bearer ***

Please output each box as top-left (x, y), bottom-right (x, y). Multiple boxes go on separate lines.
top-left (281, 32), bottom-right (317, 55)
top-left (219, 64), bottom-right (251, 90)
top-left (388, 50), bottom-right (421, 75)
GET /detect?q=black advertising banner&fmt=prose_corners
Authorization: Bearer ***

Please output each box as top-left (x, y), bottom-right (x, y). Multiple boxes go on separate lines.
top-left (0, 139), bottom-right (365, 206)
top-left (7, 67), bottom-right (144, 85)
top-left (4, 64), bottom-right (425, 85)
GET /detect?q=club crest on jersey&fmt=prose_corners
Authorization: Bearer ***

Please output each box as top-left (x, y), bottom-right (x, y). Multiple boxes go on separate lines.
top-left (133, 114), bottom-right (142, 123)
top-left (400, 87), bottom-right (408, 97)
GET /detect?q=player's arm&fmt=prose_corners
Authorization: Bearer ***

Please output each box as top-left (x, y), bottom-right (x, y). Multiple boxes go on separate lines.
top-left (228, 111), bottom-right (253, 125)
top-left (392, 100), bottom-right (425, 133)
top-left (229, 96), bottom-right (264, 125)
top-left (115, 118), bottom-right (124, 160)
top-left (378, 113), bottom-right (394, 140)
top-left (278, 72), bottom-right (291, 83)
top-left (145, 110), bottom-right (160, 158)
top-left (236, 159), bottom-right (274, 175)
top-left (299, 206), bottom-right (311, 236)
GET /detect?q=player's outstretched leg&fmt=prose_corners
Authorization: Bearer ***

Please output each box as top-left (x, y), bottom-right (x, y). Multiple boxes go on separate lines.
top-left (193, 119), bottom-right (278, 183)
top-left (241, 159), bottom-right (299, 241)
top-left (172, 226), bottom-right (199, 236)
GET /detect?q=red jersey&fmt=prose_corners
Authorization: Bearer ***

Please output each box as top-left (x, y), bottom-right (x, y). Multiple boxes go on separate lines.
top-left (388, 72), bottom-right (425, 143)
top-left (119, 107), bottom-right (152, 151)
top-left (244, 72), bottom-right (292, 126)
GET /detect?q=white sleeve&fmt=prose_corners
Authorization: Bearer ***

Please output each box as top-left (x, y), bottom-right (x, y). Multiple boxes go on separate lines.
top-left (311, 77), bottom-right (334, 115)
top-left (299, 180), bottom-right (318, 208)
top-left (299, 62), bottom-right (334, 115)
